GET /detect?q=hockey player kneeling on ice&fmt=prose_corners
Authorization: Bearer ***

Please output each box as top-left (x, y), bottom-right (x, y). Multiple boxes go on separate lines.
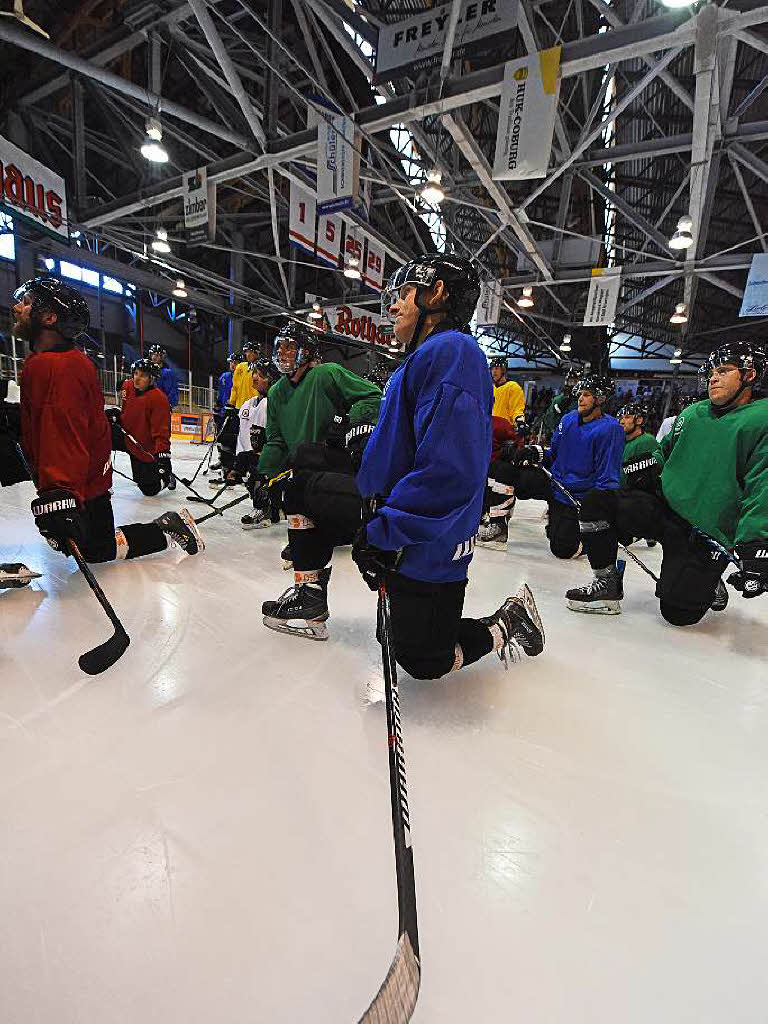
top-left (236, 358), bottom-right (281, 525)
top-left (617, 402), bottom-right (663, 549)
top-left (484, 375), bottom-right (625, 560)
top-left (566, 342), bottom-right (768, 621)
top-left (250, 320), bottom-right (381, 546)
top-left (111, 358), bottom-right (174, 494)
top-left (262, 255), bottom-right (544, 676)
top-left (476, 413), bottom-right (523, 550)
top-left (12, 277), bottom-right (204, 567)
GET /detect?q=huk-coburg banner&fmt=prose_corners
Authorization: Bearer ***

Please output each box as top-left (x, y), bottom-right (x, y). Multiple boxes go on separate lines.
top-left (0, 133), bottom-right (69, 241)
top-left (492, 46), bottom-right (561, 181)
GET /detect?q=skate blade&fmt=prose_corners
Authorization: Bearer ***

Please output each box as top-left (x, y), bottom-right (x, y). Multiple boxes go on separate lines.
top-left (241, 521), bottom-right (271, 531)
top-left (566, 599), bottom-right (621, 615)
top-left (262, 616), bottom-right (328, 640)
top-left (477, 538), bottom-right (507, 551)
top-left (515, 582), bottom-right (545, 646)
top-left (178, 508), bottom-right (206, 554)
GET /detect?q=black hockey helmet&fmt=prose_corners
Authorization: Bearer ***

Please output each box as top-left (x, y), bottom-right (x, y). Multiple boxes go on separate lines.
top-left (131, 357), bottom-right (160, 380)
top-left (12, 276), bottom-right (90, 340)
top-left (248, 357), bottom-right (280, 385)
top-left (617, 402), bottom-right (646, 420)
top-left (489, 356), bottom-right (507, 371)
top-left (381, 253), bottom-right (481, 351)
top-left (272, 319), bottom-right (320, 375)
top-left (229, 350), bottom-right (242, 364)
top-left (148, 343), bottom-right (166, 357)
top-left (702, 341), bottom-right (766, 381)
top-left (575, 373), bottom-right (612, 402)
top-left (242, 339), bottom-right (259, 356)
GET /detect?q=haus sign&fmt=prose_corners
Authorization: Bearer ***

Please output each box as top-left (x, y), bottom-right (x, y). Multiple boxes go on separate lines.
top-left (0, 133), bottom-right (69, 242)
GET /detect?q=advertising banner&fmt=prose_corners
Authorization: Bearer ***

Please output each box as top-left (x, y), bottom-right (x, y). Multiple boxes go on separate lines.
top-left (739, 253), bottom-right (768, 316)
top-left (183, 166), bottom-right (211, 244)
top-left (317, 113), bottom-right (359, 215)
top-left (476, 278), bottom-right (503, 326)
top-left (493, 46), bottom-right (561, 181)
top-left (0, 133), bottom-right (69, 241)
top-left (583, 267), bottom-right (622, 327)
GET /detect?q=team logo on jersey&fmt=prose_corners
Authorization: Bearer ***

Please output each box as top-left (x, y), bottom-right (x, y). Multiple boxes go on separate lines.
top-left (452, 535), bottom-right (477, 560)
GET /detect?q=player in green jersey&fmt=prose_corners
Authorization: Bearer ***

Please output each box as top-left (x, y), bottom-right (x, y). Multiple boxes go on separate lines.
top-left (565, 341), bottom-right (768, 622)
top-left (617, 402), bottom-right (665, 550)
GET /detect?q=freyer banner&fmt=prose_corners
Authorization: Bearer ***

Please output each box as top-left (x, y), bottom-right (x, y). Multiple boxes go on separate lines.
top-left (0, 133), bottom-right (68, 241)
top-left (374, 0), bottom-right (518, 84)
top-left (492, 46), bottom-right (561, 181)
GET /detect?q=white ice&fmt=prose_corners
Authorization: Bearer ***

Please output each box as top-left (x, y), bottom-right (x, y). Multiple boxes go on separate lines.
top-left (1, 441), bottom-right (767, 1023)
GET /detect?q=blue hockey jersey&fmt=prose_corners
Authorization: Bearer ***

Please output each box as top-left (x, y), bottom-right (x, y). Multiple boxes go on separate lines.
top-left (216, 370), bottom-right (233, 412)
top-left (357, 328), bottom-right (493, 582)
top-left (158, 366), bottom-right (179, 408)
top-left (546, 410), bottom-right (624, 502)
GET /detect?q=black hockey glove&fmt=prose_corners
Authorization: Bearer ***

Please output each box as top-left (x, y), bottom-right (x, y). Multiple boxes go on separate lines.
top-left (31, 488), bottom-right (85, 555)
top-left (512, 444), bottom-right (544, 467)
top-left (250, 473), bottom-right (270, 508)
top-left (622, 453), bottom-right (663, 494)
top-left (345, 424), bottom-right (374, 473)
top-left (728, 541), bottom-right (768, 599)
top-left (515, 415), bottom-right (530, 439)
top-left (156, 450), bottom-right (172, 486)
top-left (250, 423), bottom-right (267, 454)
top-left (352, 524), bottom-right (402, 591)
top-left (0, 404), bottom-right (30, 486)
top-left (104, 406), bottom-right (122, 427)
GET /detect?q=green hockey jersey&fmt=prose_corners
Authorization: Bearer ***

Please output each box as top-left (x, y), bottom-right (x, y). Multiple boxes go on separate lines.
top-left (621, 431), bottom-right (664, 486)
top-left (660, 397), bottom-right (768, 547)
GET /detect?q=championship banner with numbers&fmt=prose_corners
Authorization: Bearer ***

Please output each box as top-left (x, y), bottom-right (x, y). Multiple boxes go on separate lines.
top-left (0, 133), bottom-right (69, 241)
top-left (476, 279), bottom-right (503, 326)
top-left (289, 180), bottom-right (317, 255)
top-left (374, 0), bottom-right (518, 85)
top-left (363, 237), bottom-right (385, 292)
top-left (493, 46), bottom-right (561, 181)
top-left (583, 267), bottom-right (622, 327)
top-left (315, 212), bottom-right (342, 266)
top-left (343, 220), bottom-right (364, 268)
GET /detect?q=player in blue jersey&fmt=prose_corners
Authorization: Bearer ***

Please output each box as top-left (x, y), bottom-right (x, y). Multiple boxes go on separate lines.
top-left (148, 345), bottom-right (180, 409)
top-left (481, 374), bottom-right (625, 558)
top-left (261, 254), bottom-right (544, 677)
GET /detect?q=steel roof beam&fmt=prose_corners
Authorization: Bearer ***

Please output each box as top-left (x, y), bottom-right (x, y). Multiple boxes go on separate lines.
top-left (578, 169), bottom-right (670, 255)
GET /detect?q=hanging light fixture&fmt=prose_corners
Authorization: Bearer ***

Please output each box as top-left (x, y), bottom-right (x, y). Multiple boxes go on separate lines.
top-left (670, 302), bottom-right (688, 324)
top-left (344, 255), bottom-right (362, 280)
top-left (661, 0), bottom-right (695, 9)
top-left (559, 332), bottom-right (572, 353)
top-left (420, 169), bottom-right (445, 205)
top-left (517, 286), bottom-right (534, 308)
top-left (141, 118), bottom-right (169, 164)
top-left (308, 301), bottom-right (323, 320)
top-left (668, 215), bottom-right (694, 251)
top-left (673, 347), bottom-right (682, 357)
top-left (670, 355), bottom-right (683, 364)
top-left (151, 228), bottom-right (171, 254)
top-left (172, 278), bottom-right (187, 298)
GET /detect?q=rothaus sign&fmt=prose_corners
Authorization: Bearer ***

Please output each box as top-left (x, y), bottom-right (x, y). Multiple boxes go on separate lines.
top-left (374, 0), bottom-right (518, 84)
top-left (0, 133), bottom-right (68, 241)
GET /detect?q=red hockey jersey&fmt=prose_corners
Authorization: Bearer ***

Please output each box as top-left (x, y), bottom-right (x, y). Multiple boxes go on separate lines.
top-left (121, 385), bottom-right (171, 462)
top-left (21, 346), bottom-right (113, 503)
top-left (121, 377), bottom-right (135, 402)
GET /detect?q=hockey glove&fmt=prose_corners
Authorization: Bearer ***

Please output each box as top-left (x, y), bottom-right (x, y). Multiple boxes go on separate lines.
top-left (728, 541), bottom-right (768, 599)
top-left (352, 524), bottom-right (403, 591)
top-left (250, 423), bottom-right (267, 454)
top-left (512, 444), bottom-right (544, 467)
top-left (31, 488), bottom-right (85, 555)
top-left (622, 453), bottom-right (663, 494)
top-left (104, 406), bottom-right (122, 427)
top-left (345, 424), bottom-right (374, 473)
top-left (515, 415), bottom-right (530, 439)
top-left (157, 451), bottom-right (173, 486)
top-left (250, 473), bottom-right (270, 508)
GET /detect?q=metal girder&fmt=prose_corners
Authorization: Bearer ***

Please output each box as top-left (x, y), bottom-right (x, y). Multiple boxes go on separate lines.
top-left (727, 152), bottom-right (768, 252)
top-left (72, 76), bottom-right (87, 214)
top-left (0, 18), bottom-right (252, 151)
top-left (616, 273), bottom-right (682, 315)
top-left (698, 272), bottom-right (745, 299)
top-left (729, 142), bottom-right (768, 186)
top-left (499, 251), bottom-right (754, 286)
top-left (443, 113), bottom-right (553, 281)
top-left (578, 169), bottom-right (670, 254)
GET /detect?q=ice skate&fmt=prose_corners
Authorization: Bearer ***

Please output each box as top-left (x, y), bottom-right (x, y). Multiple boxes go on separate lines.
top-left (241, 509), bottom-right (271, 530)
top-left (262, 568), bottom-right (330, 640)
top-left (0, 563), bottom-right (41, 589)
top-left (566, 565), bottom-right (623, 614)
top-left (154, 508), bottom-right (205, 555)
top-left (280, 543), bottom-right (293, 570)
top-left (476, 513), bottom-right (509, 550)
top-left (480, 582), bottom-right (545, 667)
top-left (710, 578), bottom-right (729, 612)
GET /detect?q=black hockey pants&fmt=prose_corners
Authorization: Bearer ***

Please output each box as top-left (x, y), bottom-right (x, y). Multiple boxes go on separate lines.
top-left (76, 492), bottom-right (168, 563)
top-left (486, 462), bottom-right (581, 559)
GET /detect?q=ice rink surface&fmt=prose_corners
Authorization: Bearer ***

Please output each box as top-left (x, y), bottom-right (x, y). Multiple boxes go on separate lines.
top-left (2, 441), bottom-right (767, 1023)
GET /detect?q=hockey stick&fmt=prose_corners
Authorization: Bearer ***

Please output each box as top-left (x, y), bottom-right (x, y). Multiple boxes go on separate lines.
top-left (192, 470), bottom-right (292, 525)
top-left (539, 467), bottom-right (661, 584)
top-left (15, 443), bottom-right (130, 674)
top-left (185, 413), bottom-right (225, 484)
top-left (116, 424), bottom-right (213, 505)
top-left (358, 580), bottom-right (420, 1024)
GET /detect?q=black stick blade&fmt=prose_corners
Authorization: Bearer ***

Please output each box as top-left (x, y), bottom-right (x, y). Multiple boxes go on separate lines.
top-left (78, 626), bottom-right (130, 675)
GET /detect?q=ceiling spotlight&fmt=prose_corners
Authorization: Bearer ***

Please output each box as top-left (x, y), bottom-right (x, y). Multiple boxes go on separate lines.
top-left (420, 169), bottom-right (445, 205)
top-left (308, 301), bottom-right (323, 320)
top-left (344, 255), bottom-right (362, 280)
top-left (151, 228), bottom-right (171, 254)
top-left (670, 356), bottom-right (683, 364)
top-left (559, 332), bottom-right (572, 353)
top-left (670, 302), bottom-right (688, 324)
top-left (673, 347), bottom-right (682, 357)
top-left (661, 0), bottom-right (695, 8)
top-left (141, 118), bottom-right (169, 164)
top-left (172, 278), bottom-right (187, 298)
top-left (669, 215), bottom-right (693, 251)
top-left (517, 286), bottom-right (534, 308)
